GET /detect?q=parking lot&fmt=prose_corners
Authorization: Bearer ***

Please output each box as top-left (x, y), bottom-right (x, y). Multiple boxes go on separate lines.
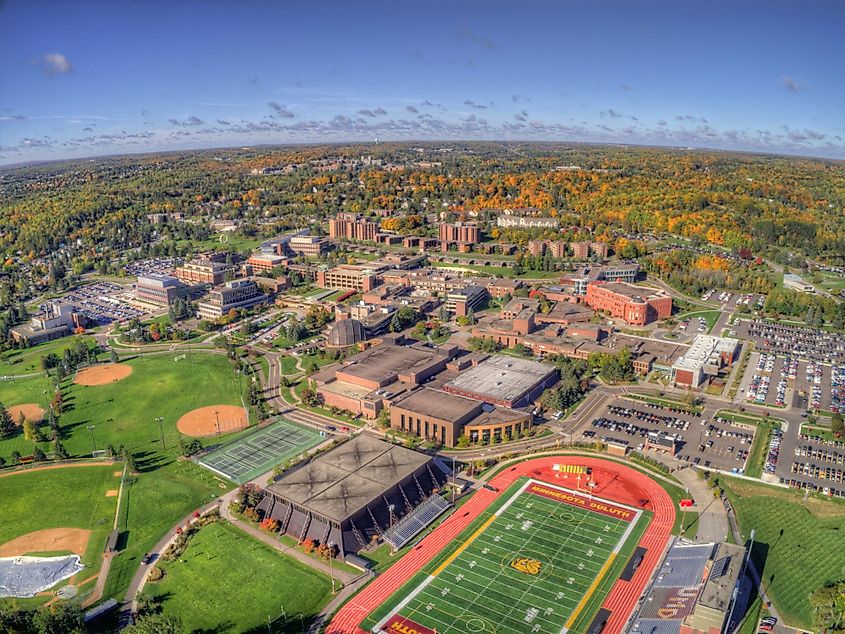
top-left (782, 433), bottom-right (845, 498)
top-left (63, 281), bottom-right (146, 325)
top-left (123, 257), bottom-right (182, 277)
top-left (580, 398), bottom-right (755, 473)
top-left (700, 288), bottom-right (765, 311)
top-left (738, 351), bottom-right (844, 413)
top-left (735, 319), bottom-right (845, 364)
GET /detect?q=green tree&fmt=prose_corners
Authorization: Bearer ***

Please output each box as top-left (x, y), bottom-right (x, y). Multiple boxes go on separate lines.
top-left (832, 412), bottom-right (844, 436)
top-left (123, 614), bottom-right (185, 634)
top-left (52, 440), bottom-right (69, 461)
top-left (0, 403), bottom-right (16, 439)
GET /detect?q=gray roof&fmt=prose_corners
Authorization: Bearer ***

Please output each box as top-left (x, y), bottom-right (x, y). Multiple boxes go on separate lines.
top-left (443, 354), bottom-right (556, 403)
top-left (392, 388), bottom-right (481, 423)
top-left (327, 319), bottom-right (367, 346)
top-left (267, 434), bottom-right (431, 523)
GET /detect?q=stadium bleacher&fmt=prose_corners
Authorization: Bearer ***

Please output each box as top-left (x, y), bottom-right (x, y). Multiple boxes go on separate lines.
top-left (383, 494), bottom-right (452, 550)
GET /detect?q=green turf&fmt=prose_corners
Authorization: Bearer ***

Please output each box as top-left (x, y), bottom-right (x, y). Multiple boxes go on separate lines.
top-left (0, 465), bottom-right (118, 604)
top-left (144, 521), bottom-right (332, 634)
top-left (0, 335), bottom-right (98, 376)
top-left (368, 478), bottom-right (647, 634)
top-left (723, 476), bottom-right (845, 630)
top-left (102, 458), bottom-right (234, 602)
top-left (279, 355), bottom-right (300, 375)
top-left (0, 353), bottom-right (246, 462)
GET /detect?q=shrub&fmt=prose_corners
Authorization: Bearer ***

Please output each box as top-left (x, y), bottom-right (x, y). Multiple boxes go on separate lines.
top-left (243, 507), bottom-right (260, 522)
top-left (260, 517), bottom-right (279, 532)
top-left (147, 565), bottom-right (165, 583)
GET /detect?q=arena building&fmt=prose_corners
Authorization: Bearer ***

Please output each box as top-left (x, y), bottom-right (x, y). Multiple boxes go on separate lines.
top-left (260, 434), bottom-right (448, 558)
top-left (442, 355), bottom-right (558, 408)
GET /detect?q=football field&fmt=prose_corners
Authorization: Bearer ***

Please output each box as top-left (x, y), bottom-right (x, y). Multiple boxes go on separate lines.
top-left (372, 478), bottom-right (646, 634)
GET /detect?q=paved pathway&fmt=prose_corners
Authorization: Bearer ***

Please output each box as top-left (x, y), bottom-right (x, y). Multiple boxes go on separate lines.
top-left (672, 466), bottom-right (729, 542)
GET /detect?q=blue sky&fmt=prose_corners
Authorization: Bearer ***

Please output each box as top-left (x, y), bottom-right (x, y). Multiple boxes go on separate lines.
top-left (1, 0), bottom-right (843, 164)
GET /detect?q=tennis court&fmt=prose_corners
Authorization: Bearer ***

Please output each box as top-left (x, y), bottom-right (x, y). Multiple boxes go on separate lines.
top-left (370, 478), bottom-right (647, 634)
top-left (197, 418), bottom-right (322, 484)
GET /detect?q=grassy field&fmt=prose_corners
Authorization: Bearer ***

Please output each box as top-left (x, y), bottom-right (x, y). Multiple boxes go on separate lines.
top-left (0, 335), bottom-right (99, 376)
top-left (145, 521), bottom-right (333, 633)
top-left (723, 476), bottom-right (845, 630)
top-left (0, 464), bottom-right (119, 604)
top-left (0, 352), bottom-right (246, 462)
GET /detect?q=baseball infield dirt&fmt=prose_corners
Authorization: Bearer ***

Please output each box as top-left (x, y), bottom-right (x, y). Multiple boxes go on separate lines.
top-left (74, 363), bottom-right (133, 386)
top-left (0, 528), bottom-right (91, 557)
top-left (176, 404), bottom-right (248, 437)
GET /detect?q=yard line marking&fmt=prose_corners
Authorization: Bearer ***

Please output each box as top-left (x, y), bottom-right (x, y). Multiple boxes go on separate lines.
top-left (432, 514), bottom-right (497, 577)
top-left (562, 551), bottom-right (617, 632)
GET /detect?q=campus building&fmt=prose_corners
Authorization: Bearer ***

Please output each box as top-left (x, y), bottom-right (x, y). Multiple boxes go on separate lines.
top-left (585, 281), bottom-right (672, 326)
top-left (568, 263), bottom-right (641, 295)
top-left (196, 279), bottom-right (266, 319)
top-left (245, 253), bottom-right (286, 275)
top-left (288, 235), bottom-right (332, 257)
top-left (442, 355), bottom-right (558, 408)
top-left (671, 335), bottom-right (740, 388)
top-left (260, 434), bottom-right (448, 558)
top-left (571, 241), bottom-right (609, 259)
top-left (390, 388), bottom-right (531, 447)
top-left (439, 221), bottom-right (480, 252)
top-left (10, 301), bottom-right (84, 345)
top-left (328, 213), bottom-right (379, 242)
top-left (175, 258), bottom-right (233, 286)
top-left (316, 265), bottom-right (378, 292)
top-left (134, 274), bottom-right (189, 306)
top-left (312, 337), bottom-right (459, 418)
top-left (444, 284), bottom-right (488, 316)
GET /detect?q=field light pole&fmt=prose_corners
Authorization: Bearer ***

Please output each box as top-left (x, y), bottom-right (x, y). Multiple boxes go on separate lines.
top-left (155, 416), bottom-right (166, 450)
top-left (87, 425), bottom-right (96, 453)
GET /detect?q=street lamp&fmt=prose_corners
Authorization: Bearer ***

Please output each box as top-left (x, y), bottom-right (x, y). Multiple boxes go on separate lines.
top-left (155, 416), bottom-right (166, 450)
top-left (86, 425), bottom-right (96, 454)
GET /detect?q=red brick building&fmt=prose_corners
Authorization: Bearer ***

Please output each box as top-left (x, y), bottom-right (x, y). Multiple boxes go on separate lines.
top-left (585, 281), bottom-right (672, 326)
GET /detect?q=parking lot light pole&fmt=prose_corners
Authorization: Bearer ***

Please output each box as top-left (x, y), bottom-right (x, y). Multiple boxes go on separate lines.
top-left (155, 416), bottom-right (166, 450)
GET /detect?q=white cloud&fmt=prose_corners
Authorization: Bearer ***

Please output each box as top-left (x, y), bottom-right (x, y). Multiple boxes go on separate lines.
top-left (41, 53), bottom-right (73, 76)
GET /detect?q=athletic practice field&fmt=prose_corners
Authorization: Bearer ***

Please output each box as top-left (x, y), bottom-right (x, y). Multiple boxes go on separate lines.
top-left (371, 478), bottom-right (647, 634)
top-left (198, 418), bottom-right (322, 484)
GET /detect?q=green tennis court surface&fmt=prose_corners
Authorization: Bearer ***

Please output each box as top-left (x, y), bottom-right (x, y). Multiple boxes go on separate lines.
top-left (372, 479), bottom-right (645, 634)
top-left (197, 418), bottom-right (322, 484)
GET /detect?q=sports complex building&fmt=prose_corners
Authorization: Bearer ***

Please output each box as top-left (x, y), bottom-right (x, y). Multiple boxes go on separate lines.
top-left (259, 434), bottom-right (451, 558)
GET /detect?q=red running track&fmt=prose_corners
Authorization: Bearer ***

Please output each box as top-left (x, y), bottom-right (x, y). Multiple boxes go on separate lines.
top-left (326, 456), bottom-right (676, 634)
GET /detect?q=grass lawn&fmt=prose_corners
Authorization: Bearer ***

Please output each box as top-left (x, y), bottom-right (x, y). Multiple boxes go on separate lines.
top-left (0, 465), bottom-right (118, 604)
top-left (145, 521), bottom-right (332, 633)
top-left (176, 234), bottom-right (263, 254)
top-left (723, 476), bottom-right (845, 630)
top-left (0, 335), bottom-right (99, 376)
top-left (279, 355), bottom-right (300, 375)
top-left (0, 352), bottom-right (247, 463)
top-left (625, 392), bottom-right (703, 414)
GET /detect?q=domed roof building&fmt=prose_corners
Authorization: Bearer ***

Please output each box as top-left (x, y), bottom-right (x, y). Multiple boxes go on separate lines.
top-left (326, 318), bottom-right (367, 348)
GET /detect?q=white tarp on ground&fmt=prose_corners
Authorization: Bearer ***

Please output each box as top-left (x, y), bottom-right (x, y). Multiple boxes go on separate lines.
top-left (0, 555), bottom-right (84, 598)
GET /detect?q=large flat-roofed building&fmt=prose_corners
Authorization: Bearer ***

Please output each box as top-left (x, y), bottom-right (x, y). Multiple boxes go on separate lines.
top-left (197, 279), bottom-right (266, 319)
top-left (314, 339), bottom-right (459, 417)
top-left (445, 284), bottom-right (488, 316)
top-left (672, 334), bottom-right (740, 387)
top-left (134, 274), bottom-right (189, 306)
top-left (316, 265), bottom-right (377, 292)
top-left (261, 434), bottom-right (446, 558)
top-left (175, 259), bottom-right (232, 286)
top-left (288, 235), bottom-right (332, 257)
top-left (10, 301), bottom-right (83, 345)
top-left (442, 355), bottom-right (558, 408)
top-left (391, 388), bottom-right (531, 447)
top-left (246, 253), bottom-right (286, 275)
top-left (585, 281), bottom-right (672, 326)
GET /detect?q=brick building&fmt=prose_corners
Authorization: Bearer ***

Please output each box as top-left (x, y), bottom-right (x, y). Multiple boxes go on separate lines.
top-left (585, 281), bottom-right (672, 326)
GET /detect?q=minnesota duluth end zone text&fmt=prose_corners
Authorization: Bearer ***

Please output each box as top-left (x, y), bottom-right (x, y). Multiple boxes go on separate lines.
top-left (526, 483), bottom-right (635, 521)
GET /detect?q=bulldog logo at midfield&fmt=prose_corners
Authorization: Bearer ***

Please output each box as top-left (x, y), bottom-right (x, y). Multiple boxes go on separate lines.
top-left (511, 556), bottom-right (542, 575)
